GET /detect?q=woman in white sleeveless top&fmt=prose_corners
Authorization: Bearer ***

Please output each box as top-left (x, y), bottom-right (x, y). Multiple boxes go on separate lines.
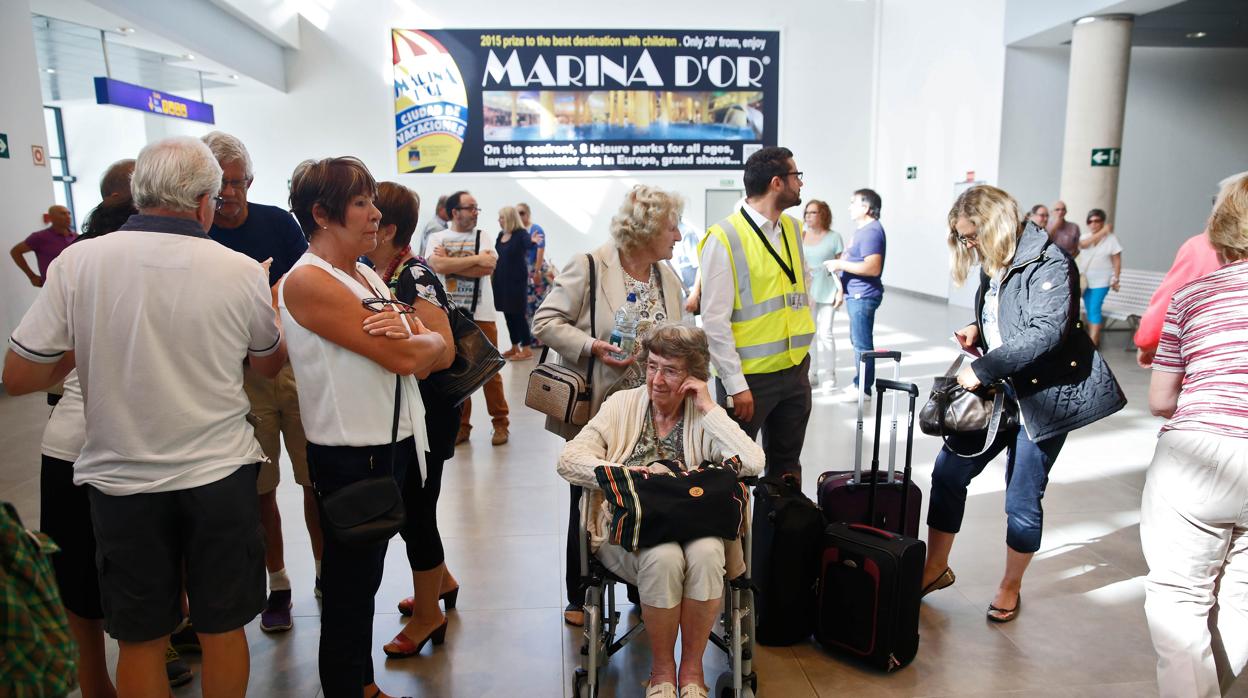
top-left (281, 157), bottom-right (448, 698)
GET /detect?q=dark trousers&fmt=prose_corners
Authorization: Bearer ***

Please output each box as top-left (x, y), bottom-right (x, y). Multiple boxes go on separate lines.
top-left (566, 483), bottom-right (584, 606)
top-left (715, 356), bottom-right (812, 479)
top-left (928, 427), bottom-right (1066, 554)
top-left (845, 295), bottom-right (882, 395)
top-left (503, 310), bottom-right (533, 347)
top-left (400, 451), bottom-right (447, 572)
top-left (308, 438), bottom-right (412, 697)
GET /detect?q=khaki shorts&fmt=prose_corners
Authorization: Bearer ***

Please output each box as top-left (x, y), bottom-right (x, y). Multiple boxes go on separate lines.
top-left (244, 361), bottom-right (309, 492)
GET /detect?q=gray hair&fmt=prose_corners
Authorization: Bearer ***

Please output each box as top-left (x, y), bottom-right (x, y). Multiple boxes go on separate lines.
top-left (609, 185), bottom-right (684, 254)
top-left (132, 137), bottom-right (222, 212)
top-left (201, 130), bottom-right (254, 180)
top-left (642, 323), bottom-right (711, 380)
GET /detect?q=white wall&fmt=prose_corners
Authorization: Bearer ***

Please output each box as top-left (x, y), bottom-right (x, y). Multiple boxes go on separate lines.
top-left (192, 0), bottom-right (879, 270)
top-left (871, 0), bottom-right (1007, 299)
top-left (0, 0), bottom-right (55, 347)
top-left (999, 46), bottom-right (1248, 273)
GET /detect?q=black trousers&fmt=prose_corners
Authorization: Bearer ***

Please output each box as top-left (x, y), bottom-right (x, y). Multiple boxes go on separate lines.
top-left (308, 438), bottom-right (412, 697)
top-left (503, 310), bottom-right (533, 347)
top-left (566, 483), bottom-right (584, 606)
top-left (715, 356), bottom-right (813, 480)
top-left (400, 450), bottom-right (447, 571)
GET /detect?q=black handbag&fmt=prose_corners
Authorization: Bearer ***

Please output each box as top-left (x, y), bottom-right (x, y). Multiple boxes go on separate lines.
top-left (919, 355), bottom-right (1017, 457)
top-left (317, 377), bottom-right (406, 547)
top-left (424, 230), bottom-right (506, 407)
top-left (594, 459), bottom-right (749, 552)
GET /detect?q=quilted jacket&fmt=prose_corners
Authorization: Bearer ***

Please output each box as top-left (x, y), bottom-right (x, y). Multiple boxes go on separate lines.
top-left (968, 223), bottom-right (1127, 442)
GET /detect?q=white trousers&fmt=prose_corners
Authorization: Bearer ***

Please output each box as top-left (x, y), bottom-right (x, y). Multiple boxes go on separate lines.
top-left (809, 302), bottom-right (838, 386)
top-left (1142, 429), bottom-right (1248, 698)
top-left (595, 537), bottom-right (726, 609)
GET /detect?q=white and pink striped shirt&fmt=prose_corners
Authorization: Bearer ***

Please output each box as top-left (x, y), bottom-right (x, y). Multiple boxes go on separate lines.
top-left (1154, 259), bottom-right (1248, 438)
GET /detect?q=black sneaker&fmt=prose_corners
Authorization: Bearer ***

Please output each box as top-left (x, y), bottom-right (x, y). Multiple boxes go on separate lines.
top-left (259, 589), bottom-right (293, 632)
top-left (166, 644), bottom-right (193, 687)
top-left (170, 620), bottom-right (200, 655)
top-left (314, 576), bottom-right (322, 600)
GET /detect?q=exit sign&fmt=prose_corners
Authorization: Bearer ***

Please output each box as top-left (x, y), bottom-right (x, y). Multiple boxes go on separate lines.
top-left (1091, 148), bottom-right (1121, 167)
top-left (905, 166), bottom-right (917, 180)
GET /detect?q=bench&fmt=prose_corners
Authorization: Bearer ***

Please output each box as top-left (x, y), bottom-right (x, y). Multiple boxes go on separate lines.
top-left (1097, 268), bottom-right (1165, 349)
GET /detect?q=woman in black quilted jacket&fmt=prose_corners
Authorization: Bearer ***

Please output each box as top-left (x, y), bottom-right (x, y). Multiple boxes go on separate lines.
top-left (919, 185), bottom-right (1126, 622)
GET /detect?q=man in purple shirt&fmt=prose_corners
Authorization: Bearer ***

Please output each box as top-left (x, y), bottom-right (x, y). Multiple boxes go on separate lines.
top-left (1046, 200), bottom-right (1080, 258)
top-left (10, 205), bottom-right (76, 287)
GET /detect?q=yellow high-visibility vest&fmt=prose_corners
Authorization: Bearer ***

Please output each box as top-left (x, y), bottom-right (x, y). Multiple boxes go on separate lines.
top-left (701, 208), bottom-right (816, 374)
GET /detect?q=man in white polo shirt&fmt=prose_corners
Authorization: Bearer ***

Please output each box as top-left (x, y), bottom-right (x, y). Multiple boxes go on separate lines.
top-left (3, 136), bottom-right (285, 698)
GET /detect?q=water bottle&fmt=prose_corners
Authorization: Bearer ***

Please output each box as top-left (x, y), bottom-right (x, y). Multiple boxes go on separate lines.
top-left (609, 293), bottom-right (639, 357)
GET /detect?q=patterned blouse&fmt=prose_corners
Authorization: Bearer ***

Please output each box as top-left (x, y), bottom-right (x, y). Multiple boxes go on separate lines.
top-left (612, 266), bottom-right (669, 392)
top-left (622, 403), bottom-right (686, 468)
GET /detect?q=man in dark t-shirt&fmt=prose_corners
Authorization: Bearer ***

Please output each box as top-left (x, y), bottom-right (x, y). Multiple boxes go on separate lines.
top-left (824, 188), bottom-right (886, 400)
top-left (202, 131), bottom-right (311, 636)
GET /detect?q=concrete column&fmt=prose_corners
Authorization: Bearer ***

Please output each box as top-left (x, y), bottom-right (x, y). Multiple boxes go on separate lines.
top-left (1058, 14), bottom-right (1133, 225)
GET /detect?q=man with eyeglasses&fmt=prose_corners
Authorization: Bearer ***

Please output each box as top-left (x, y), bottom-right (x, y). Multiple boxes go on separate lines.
top-left (202, 131), bottom-right (310, 636)
top-left (698, 145), bottom-right (816, 479)
top-left (1046, 200), bottom-right (1081, 258)
top-left (825, 188), bottom-right (886, 403)
top-left (425, 190), bottom-right (510, 446)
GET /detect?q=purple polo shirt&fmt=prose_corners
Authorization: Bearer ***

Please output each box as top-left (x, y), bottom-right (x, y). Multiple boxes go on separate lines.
top-left (25, 226), bottom-right (78, 278)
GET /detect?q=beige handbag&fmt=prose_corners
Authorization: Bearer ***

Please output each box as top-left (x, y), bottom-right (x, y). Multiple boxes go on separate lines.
top-left (526, 254), bottom-right (597, 426)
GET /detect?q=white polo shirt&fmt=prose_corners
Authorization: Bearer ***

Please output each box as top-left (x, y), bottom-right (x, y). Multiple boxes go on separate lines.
top-left (9, 214), bottom-right (281, 496)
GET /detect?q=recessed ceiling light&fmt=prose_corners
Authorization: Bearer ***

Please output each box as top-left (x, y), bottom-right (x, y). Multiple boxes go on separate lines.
top-left (1075, 16), bottom-right (1097, 25)
top-left (1186, 31), bottom-right (1207, 39)
top-left (118, 26), bottom-right (134, 34)
top-left (228, 74), bottom-right (239, 80)
top-left (45, 68), bottom-right (56, 74)
top-left (182, 53), bottom-right (195, 60)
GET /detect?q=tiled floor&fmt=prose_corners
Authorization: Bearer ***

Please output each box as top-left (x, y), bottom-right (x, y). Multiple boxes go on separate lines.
top-left (4, 292), bottom-right (1242, 697)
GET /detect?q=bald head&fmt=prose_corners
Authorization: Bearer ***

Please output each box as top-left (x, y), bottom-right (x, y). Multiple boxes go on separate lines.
top-left (46, 205), bottom-right (71, 232)
top-left (1051, 200), bottom-right (1068, 222)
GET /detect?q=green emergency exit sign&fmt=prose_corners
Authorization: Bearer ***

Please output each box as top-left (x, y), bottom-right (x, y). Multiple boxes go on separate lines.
top-left (0, 133), bottom-right (9, 159)
top-left (1091, 148), bottom-right (1121, 167)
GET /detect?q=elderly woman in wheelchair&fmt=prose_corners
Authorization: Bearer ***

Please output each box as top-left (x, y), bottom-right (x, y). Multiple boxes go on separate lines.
top-left (557, 324), bottom-right (765, 698)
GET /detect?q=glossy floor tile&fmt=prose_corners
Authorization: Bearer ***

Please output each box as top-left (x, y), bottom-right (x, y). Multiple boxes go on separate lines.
top-left (6, 292), bottom-right (1245, 696)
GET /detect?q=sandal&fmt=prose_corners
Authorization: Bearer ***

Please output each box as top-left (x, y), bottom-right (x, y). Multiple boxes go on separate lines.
top-left (921, 567), bottom-right (956, 597)
top-left (987, 593), bottom-right (1021, 623)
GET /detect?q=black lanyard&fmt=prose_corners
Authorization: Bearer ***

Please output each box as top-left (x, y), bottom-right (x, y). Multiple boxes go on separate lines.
top-left (739, 207), bottom-right (796, 286)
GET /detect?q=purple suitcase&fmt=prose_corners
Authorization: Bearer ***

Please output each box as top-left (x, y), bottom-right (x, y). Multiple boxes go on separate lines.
top-left (817, 351), bottom-right (923, 537)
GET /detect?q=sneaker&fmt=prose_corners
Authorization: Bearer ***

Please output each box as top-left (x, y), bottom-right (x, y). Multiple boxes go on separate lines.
top-left (259, 589), bottom-right (293, 633)
top-left (491, 428), bottom-right (509, 446)
top-left (314, 576), bottom-right (323, 599)
top-left (170, 621), bottom-right (201, 655)
top-left (166, 644), bottom-right (193, 687)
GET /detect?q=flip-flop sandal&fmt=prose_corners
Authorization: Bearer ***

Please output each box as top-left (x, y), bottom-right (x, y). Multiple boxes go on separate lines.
top-left (987, 594), bottom-right (1021, 623)
top-left (921, 567), bottom-right (956, 597)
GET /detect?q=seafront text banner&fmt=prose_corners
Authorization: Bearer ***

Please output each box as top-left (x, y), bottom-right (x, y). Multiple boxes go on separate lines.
top-left (392, 29), bottom-right (780, 173)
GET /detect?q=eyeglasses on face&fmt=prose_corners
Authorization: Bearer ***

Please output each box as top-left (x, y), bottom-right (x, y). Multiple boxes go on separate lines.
top-left (455, 205), bottom-right (481, 213)
top-left (645, 361), bottom-right (688, 381)
top-left (781, 171), bottom-right (804, 182)
top-left (221, 178), bottom-right (249, 191)
top-left (1087, 218), bottom-right (1104, 224)
top-left (361, 297), bottom-right (417, 314)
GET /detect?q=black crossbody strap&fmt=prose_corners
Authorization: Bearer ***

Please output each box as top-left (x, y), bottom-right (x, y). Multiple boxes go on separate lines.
top-left (470, 230), bottom-right (481, 315)
top-left (739, 207), bottom-right (796, 285)
top-left (390, 375), bottom-right (402, 468)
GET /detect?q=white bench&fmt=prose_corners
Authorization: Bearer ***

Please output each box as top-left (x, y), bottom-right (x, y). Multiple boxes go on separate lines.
top-left (1097, 268), bottom-right (1165, 348)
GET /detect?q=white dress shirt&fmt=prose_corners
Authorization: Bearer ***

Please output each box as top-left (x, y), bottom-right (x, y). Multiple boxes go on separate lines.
top-left (699, 200), bottom-right (812, 395)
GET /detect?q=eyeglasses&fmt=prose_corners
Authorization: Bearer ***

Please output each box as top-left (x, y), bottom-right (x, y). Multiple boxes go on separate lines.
top-left (955, 231), bottom-right (978, 246)
top-left (782, 171), bottom-right (804, 182)
top-left (646, 361), bottom-right (688, 381)
top-left (221, 178), bottom-right (249, 191)
top-left (455, 205), bottom-right (481, 213)
top-left (1087, 218), bottom-right (1104, 224)
top-left (212, 195), bottom-right (225, 211)
top-left (361, 297), bottom-right (417, 314)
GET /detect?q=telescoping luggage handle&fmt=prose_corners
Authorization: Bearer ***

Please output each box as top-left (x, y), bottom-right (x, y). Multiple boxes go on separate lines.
top-left (853, 350), bottom-right (902, 485)
top-left (867, 378), bottom-right (920, 531)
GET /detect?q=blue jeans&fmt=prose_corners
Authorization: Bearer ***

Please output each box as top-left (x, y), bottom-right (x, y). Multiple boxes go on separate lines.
top-left (845, 295), bottom-right (882, 395)
top-left (928, 427), bottom-right (1066, 554)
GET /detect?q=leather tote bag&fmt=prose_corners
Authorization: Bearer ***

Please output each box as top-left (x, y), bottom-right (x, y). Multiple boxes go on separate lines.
top-left (594, 459), bottom-right (749, 552)
top-left (919, 355), bottom-right (1017, 457)
top-left (526, 254), bottom-right (597, 426)
top-left (317, 377), bottom-right (406, 547)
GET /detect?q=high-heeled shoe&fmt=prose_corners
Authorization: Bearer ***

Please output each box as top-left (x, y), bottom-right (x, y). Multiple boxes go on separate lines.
top-left (397, 586), bottom-right (459, 616)
top-left (383, 618), bottom-right (448, 658)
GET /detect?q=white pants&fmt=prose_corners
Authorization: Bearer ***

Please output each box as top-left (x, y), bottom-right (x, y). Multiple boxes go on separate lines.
top-left (809, 302), bottom-right (838, 386)
top-left (595, 537), bottom-right (726, 609)
top-left (1142, 429), bottom-right (1248, 698)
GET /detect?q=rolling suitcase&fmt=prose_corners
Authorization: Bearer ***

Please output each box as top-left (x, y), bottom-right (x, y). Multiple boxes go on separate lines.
top-left (751, 475), bottom-right (824, 646)
top-left (818, 350), bottom-right (922, 536)
top-left (816, 378), bottom-right (925, 671)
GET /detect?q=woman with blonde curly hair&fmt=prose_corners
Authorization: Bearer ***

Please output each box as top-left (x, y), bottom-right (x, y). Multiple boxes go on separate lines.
top-left (533, 184), bottom-right (688, 627)
top-left (920, 184), bottom-right (1124, 624)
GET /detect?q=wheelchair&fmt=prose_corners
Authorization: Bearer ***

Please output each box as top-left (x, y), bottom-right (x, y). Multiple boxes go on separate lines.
top-left (570, 486), bottom-right (759, 698)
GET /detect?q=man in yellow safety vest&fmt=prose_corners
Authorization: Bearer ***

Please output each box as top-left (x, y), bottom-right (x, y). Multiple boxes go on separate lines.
top-left (698, 146), bottom-right (815, 478)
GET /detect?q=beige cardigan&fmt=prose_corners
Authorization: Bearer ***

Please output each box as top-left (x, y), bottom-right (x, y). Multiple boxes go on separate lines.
top-left (557, 386), bottom-right (766, 577)
top-left (532, 242), bottom-right (688, 440)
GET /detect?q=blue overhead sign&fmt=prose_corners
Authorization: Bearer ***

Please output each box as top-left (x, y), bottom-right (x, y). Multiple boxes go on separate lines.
top-left (93, 77), bottom-right (216, 124)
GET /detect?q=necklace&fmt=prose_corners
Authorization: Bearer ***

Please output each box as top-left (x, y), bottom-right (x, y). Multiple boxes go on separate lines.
top-left (382, 245), bottom-right (411, 284)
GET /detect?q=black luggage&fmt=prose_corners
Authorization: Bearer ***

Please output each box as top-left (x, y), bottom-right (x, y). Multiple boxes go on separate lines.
top-left (816, 378), bottom-right (926, 672)
top-left (818, 350), bottom-right (922, 536)
top-left (751, 475), bottom-right (824, 646)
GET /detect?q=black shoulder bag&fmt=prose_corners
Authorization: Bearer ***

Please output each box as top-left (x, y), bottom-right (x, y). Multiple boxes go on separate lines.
top-left (423, 230), bottom-right (506, 406)
top-left (317, 376), bottom-right (407, 546)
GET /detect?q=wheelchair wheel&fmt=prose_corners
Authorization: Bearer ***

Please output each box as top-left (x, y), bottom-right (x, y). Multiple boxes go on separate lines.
top-left (713, 671), bottom-right (758, 698)
top-left (573, 668), bottom-right (598, 698)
